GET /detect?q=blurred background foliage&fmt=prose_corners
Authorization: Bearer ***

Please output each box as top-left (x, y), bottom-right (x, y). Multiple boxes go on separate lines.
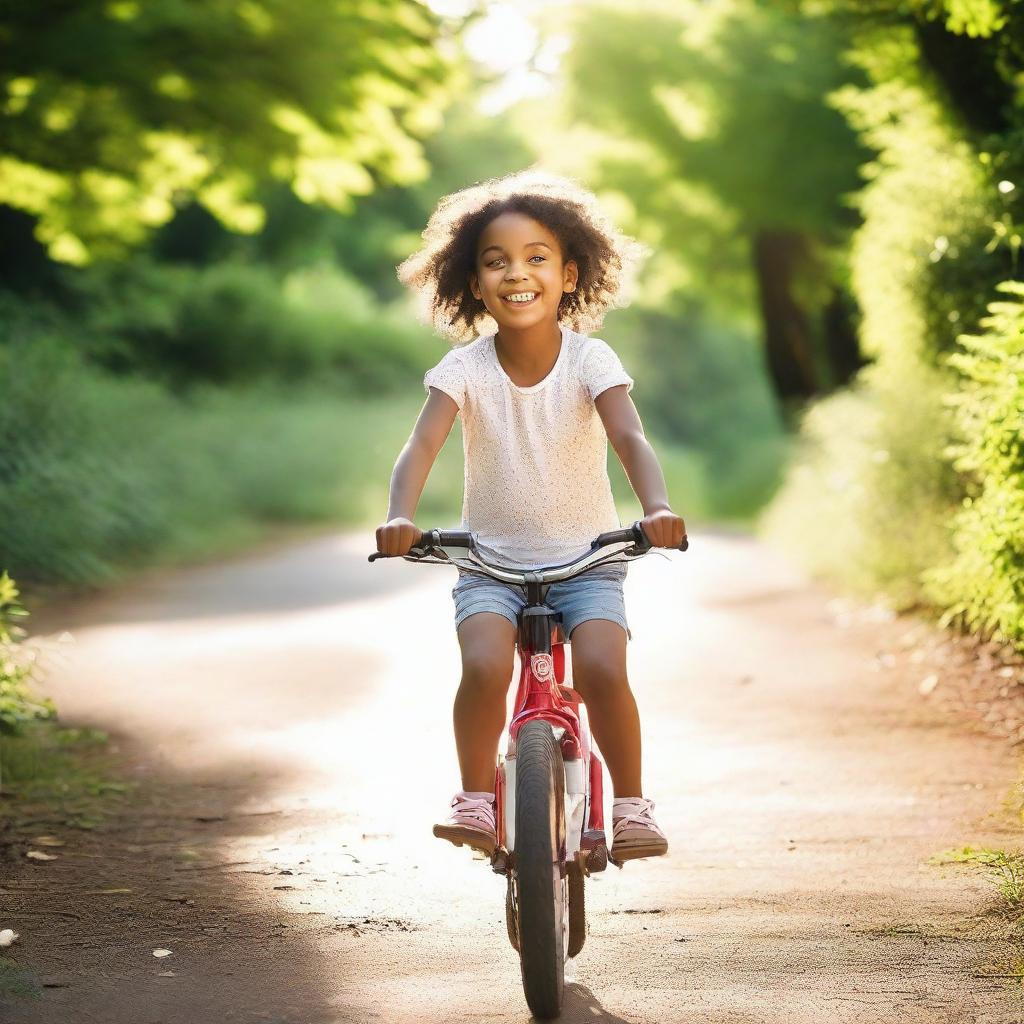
top-left (0, 0), bottom-right (1022, 656)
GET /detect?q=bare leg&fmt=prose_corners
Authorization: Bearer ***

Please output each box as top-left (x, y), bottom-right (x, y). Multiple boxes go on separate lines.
top-left (453, 612), bottom-right (517, 793)
top-left (569, 618), bottom-right (642, 797)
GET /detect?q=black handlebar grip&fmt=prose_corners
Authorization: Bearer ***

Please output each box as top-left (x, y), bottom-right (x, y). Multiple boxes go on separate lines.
top-left (412, 528), bottom-right (473, 552)
top-left (592, 526), bottom-right (638, 549)
top-left (434, 530), bottom-right (474, 547)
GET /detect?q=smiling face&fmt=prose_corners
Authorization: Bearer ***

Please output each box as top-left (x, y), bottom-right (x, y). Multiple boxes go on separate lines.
top-left (469, 211), bottom-right (578, 331)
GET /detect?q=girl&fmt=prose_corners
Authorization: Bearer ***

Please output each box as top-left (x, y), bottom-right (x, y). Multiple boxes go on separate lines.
top-left (376, 169), bottom-right (686, 862)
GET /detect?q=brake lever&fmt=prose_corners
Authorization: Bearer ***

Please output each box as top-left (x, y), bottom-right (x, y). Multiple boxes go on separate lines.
top-left (367, 543), bottom-right (437, 563)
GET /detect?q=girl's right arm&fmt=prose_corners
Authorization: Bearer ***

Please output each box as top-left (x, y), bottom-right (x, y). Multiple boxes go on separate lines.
top-left (375, 387), bottom-right (459, 556)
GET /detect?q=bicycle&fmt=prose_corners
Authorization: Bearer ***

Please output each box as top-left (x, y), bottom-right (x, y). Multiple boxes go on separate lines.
top-left (370, 521), bottom-right (688, 1019)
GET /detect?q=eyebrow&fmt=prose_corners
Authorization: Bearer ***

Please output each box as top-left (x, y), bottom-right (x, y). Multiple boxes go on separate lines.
top-left (479, 241), bottom-right (553, 257)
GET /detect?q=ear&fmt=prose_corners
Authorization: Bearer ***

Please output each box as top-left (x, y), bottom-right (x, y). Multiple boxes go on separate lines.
top-left (563, 258), bottom-right (579, 293)
top-left (468, 272), bottom-right (481, 301)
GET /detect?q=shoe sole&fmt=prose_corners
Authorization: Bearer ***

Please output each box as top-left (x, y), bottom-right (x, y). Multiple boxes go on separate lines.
top-left (610, 840), bottom-right (669, 861)
top-left (433, 823), bottom-right (497, 856)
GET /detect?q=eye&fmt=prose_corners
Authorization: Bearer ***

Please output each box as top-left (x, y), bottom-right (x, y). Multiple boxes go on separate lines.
top-left (529, 255), bottom-right (545, 263)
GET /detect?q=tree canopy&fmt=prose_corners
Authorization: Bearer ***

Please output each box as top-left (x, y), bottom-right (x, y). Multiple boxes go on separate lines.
top-left (0, 0), bottom-right (458, 263)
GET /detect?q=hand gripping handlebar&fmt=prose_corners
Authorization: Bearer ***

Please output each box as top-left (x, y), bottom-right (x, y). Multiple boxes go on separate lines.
top-left (369, 521), bottom-right (688, 562)
top-left (592, 521), bottom-right (689, 553)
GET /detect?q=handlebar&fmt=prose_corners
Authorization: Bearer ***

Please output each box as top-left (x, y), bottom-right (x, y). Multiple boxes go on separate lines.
top-left (592, 521), bottom-right (688, 553)
top-left (369, 520), bottom-right (688, 563)
top-left (368, 528), bottom-right (475, 562)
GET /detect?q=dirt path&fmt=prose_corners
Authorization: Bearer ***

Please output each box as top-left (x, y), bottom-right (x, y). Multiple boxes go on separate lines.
top-left (3, 526), bottom-right (1023, 1023)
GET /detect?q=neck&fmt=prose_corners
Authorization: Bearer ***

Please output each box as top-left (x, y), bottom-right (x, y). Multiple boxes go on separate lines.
top-left (493, 320), bottom-right (562, 369)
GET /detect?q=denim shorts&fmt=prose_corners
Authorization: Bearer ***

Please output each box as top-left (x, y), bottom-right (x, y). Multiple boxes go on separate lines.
top-left (452, 562), bottom-right (630, 640)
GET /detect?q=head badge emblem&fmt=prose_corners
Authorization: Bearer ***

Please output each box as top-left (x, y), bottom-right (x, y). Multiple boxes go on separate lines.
top-left (531, 653), bottom-right (554, 681)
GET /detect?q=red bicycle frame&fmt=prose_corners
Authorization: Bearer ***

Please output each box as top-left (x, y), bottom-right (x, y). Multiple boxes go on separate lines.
top-left (492, 605), bottom-right (608, 874)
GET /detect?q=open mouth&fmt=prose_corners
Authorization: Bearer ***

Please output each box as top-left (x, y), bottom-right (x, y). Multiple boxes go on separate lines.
top-left (500, 291), bottom-right (539, 308)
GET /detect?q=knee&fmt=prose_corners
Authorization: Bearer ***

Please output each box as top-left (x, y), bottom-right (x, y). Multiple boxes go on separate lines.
top-left (460, 649), bottom-right (514, 693)
top-left (572, 657), bottom-right (628, 702)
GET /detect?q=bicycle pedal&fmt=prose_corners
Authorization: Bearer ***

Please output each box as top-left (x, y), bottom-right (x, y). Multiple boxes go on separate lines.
top-left (490, 848), bottom-right (510, 874)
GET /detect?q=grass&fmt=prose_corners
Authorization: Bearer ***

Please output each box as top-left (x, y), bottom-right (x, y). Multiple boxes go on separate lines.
top-left (0, 722), bottom-right (137, 1005)
top-left (0, 956), bottom-right (39, 1001)
top-left (929, 845), bottom-right (1024, 914)
top-left (0, 722), bottom-right (130, 833)
top-left (0, 724), bottom-right (129, 1003)
top-left (5, 383), bottom-right (466, 596)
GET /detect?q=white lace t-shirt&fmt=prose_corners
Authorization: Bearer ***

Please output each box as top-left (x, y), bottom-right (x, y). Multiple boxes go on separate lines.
top-left (423, 322), bottom-right (634, 568)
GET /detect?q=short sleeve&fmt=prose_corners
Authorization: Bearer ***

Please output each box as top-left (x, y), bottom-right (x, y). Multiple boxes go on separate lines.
top-left (423, 349), bottom-right (467, 409)
top-left (580, 338), bottom-right (634, 401)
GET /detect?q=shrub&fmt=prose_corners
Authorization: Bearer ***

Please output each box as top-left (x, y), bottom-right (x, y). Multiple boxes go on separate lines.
top-left (923, 281), bottom-right (1024, 647)
top-left (0, 333), bottom-right (460, 586)
top-left (55, 258), bottom-right (443, 390)
top-left (758, 353), bottom-right (962, 609)
top-left (830, 26), bottom-right (1004, 368)
top-left (0, 571), bottom-right (55, 735)
top-left (759, 25), bottom-right (1012, 607)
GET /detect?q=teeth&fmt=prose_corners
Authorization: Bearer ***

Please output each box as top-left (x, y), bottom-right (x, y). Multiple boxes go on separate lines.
top-left (505, 292), bottom-right (536, 303)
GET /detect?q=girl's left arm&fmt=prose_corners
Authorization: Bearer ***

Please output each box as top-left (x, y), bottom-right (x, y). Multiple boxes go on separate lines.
top-left (595, 385), bottom-right (687, 548)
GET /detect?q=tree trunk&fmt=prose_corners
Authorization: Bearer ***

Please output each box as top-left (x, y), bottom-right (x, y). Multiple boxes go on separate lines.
top-left (822, 285), bottom-right (866, 389)
top-left (751, 229), bottom-right (820, 407)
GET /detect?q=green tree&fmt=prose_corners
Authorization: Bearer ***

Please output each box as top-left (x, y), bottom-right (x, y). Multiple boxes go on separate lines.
top-left (0, 0), bottom-right (458, 264)
top-left (562, 0), bottom-right (872, 412)
top-left (194, 93), bottom-right (539, 301)
top-left (763, 0), bottom-right (1024, 624)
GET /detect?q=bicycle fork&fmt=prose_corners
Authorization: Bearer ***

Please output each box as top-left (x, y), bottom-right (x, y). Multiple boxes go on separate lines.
top-left (490, 634), bottom-right (610, 878)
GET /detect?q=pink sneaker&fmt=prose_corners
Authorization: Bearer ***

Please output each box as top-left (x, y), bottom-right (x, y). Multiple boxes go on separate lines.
top-left (610, 796), bottom-right (668, 861)
top-left (433, 791), bottom-right (497, 855)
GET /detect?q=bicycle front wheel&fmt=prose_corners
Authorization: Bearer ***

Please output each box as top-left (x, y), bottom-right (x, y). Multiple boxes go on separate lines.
top-left (513, 719), bottom-right (568, 1020)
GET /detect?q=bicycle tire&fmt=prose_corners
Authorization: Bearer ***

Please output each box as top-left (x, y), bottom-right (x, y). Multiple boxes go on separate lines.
top-left (567, 862), bottom-right (585, 959)
top-left (505, 876), bottom-right (519, 952)
top-left (514, 719), bottom-right (568, 1020)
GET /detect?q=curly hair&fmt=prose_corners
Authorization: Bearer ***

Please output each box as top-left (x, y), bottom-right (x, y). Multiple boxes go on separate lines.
top-left (396, 167), bottom-right (650, 343)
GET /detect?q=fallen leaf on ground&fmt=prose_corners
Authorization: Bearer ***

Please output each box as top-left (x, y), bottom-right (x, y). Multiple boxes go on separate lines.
top-left (26, 850), bottom-right (58, 861)
top-left (31, 836), bottom-right (65, 847)
top-left (157, 970), bottom-right (176, 977)
top-left (152, 948), bottom-right (173, 958)
top-left (0, 928), bottom-right (19, 947)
